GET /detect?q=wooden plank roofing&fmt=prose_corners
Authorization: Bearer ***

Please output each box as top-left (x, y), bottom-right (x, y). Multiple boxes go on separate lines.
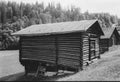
top-left (115, 26), bottom-right (120, 31)
top-left (12, 19), bottom-right (103, 36)
top-left (100, 27), bottom-right (119, 39)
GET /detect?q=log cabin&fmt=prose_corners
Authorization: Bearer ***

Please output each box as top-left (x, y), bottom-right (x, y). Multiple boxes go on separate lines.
top-left (100, 27), bottom-right (120, 54)
top-left (12, 19), bottom-right (104, 74)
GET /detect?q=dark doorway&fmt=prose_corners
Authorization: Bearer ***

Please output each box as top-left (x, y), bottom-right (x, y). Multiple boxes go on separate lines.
top-left (89, 39), bottom-right (96, 60)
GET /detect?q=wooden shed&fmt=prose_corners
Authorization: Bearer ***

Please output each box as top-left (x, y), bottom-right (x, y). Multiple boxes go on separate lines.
top-left (13, 19), bottom-right (104, 74)
top-left (100, 27), bottom-right (120, 54)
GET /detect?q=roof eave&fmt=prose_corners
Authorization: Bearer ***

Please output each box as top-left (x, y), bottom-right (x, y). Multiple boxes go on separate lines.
top-left (12, 30), bottom-right (85, 36)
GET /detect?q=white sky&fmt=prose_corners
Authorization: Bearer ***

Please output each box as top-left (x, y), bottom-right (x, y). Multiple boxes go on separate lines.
top-left (3, 0), bottom-right (120, 18)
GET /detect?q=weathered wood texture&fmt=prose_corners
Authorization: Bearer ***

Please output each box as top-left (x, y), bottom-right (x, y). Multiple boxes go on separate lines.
top-left (21, 36), bottom-right (56, 64)
top-left (57, 33), bottom-right (81, 68)
top-left (20, 33), bottom-right (83, 69)
top-left (83, 34), bottom-right (100, 65)
top-left (16, 20), bottom-right (104, 72)
top-left (85, 22), bottom-right (101, 61)
top-left (100, 34), bottom-right (119, 54)
top-left (82, 33), bottom-right (89, 65)
top-left (20, 28), bottom-right (101, 70)
top-left (100, 29), bottom-right (120, 54)
top-left (109, 34), bottom-right (119, 46)
top-left (95, 38), bottom-right (100, 58)
top-left (99, 39), bottom-right (109, 54)
top-left (90, 37), bottom-right (100, 58)
top-left (82, 33), bottom-right (100, 65)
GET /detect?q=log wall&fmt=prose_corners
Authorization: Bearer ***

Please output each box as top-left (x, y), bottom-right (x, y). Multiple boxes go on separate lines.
top-left (21, 36), bottom-right (56, 64)
top-left (82, 33), bottom-right (100, 65)
top-left (20, 32), bottom-right (100, 70)
top-left (57, 33), bottom-right (82, 69)
top-left (20, 33), bottom-right (83, 69)
top-left (82, 33), bottom-right (89, 65)
top-left (99, 39), bottom-right (109, 54)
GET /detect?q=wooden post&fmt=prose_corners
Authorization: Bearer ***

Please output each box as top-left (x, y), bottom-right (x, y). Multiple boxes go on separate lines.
top-left (35, 63), bottom-right (45, 77)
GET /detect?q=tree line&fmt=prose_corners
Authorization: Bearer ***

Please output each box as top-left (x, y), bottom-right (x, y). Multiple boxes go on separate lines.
top-left (0, 1), bottom-right (120, 50)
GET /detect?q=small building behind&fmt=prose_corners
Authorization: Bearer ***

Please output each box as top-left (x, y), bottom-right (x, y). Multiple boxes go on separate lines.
top-left (100, 27), bottom-right (120, 54)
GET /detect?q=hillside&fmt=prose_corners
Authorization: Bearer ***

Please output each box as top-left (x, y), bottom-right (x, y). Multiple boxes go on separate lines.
top-left (57, 45), bottom-right (120, 81)
top-left (1, 46), bottom-right (120, 81)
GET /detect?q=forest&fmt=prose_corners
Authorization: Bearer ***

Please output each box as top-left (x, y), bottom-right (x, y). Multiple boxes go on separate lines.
top-left (0, 1), bottom-right (120, 50)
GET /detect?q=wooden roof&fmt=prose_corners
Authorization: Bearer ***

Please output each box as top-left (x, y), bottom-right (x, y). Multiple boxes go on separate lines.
top-left (115, 26), bottom-right (120, 31)
top-left (101, 27), bottom-right (119, 39)
top-left (12, 19), bottom-right (103, 36)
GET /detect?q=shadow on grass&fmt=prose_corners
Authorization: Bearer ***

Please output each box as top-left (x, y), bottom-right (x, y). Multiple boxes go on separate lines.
top-left (0, 71), bottom-right (75, 81)
top-left (16, 72), bottom-right (75, 81)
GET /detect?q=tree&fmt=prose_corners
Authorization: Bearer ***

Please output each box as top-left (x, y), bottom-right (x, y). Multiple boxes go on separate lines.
top-left (0, 1), bottom-right (120, 50)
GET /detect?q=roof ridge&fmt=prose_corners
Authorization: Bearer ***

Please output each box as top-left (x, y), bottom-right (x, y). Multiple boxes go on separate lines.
top-left (12, 19), bottom-right (99, 36)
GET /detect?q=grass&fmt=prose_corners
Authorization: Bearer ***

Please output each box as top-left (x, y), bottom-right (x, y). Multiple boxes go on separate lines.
top-left (1, 45), bottom-right (120, 81)
top-left (0, 50), bottom-right (24, 79)
top-left (57, 45), bottom-right (120, 81)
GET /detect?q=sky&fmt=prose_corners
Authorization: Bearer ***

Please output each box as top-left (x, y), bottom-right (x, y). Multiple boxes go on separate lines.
top-left (3, 0), bottom-right (120, 18)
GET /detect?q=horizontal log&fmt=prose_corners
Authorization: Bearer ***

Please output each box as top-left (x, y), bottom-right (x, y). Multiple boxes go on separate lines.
top-left (83, 54), bottom-right (89, 58)
top-left (58, 47), bottom-right (80, 50)
top-left (59, 52), bottom-right (80, 57)
top-left (83, 58), bottom-right (89, 61)
top-left (22, 47), bottom-right (55, 49)
top-left (22, 42), bottom-right (55, 44)
top-left (58, 62), bottom-right (79, 68)
top-left (58, 45), bottom-right (80, 47)
top-left (21, 58), bottom-right (56, 63)
top-left (22, 56), bottom-right (56, 61)
top-left (58, 61), bottom-right (80, 67)
top-left (59, 48), bottom-right (80, 52)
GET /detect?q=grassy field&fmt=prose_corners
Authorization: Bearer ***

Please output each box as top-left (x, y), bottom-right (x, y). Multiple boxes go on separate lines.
top-left (1, 45), bottom-right (120, 81)
top-left (57, 45), bottom-right (120, 81)
top-left (0, 50), bottom-right (24, 79)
